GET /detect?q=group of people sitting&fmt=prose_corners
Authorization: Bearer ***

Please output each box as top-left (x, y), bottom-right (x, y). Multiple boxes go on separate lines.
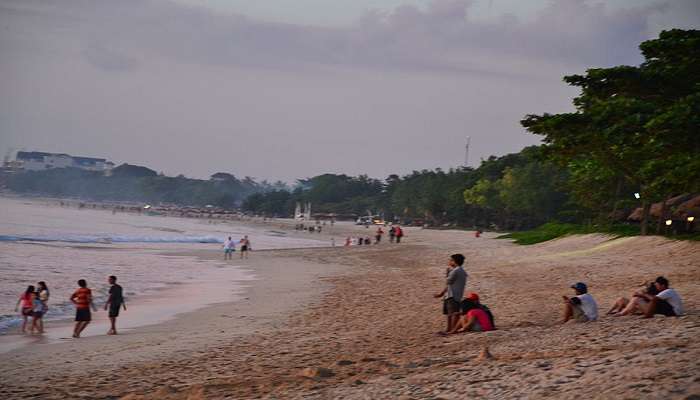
top-left (564, 276), bottom-right (684, 323)
top-left (436, 253), bottom-right (684, 335)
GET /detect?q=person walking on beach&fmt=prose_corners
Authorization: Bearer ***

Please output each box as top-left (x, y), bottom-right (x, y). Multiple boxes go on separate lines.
top-left (223, 236), bottom-right (234, 260)
top-left (240, 235), bottom-right (251, 259)
top-left (562, 282), bottom-right (598, 323)
top-left (434, 254), bottom-right (467, 334)
top-left (104, 276), bottom-right (126, 335)
top-left (71, 279), bottom-right (96, 338)
top-left (395, 226), bottom-right (404, 243)
top-left (375, 227), bottom-right (384, 244)
top-left (389, 226), bottom-right (396, 243)
top-left (14, 285), bottom-right (35, 333)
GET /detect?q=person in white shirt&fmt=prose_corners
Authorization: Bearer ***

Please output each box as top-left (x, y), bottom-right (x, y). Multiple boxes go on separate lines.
top-left (223, 236), bottom-right (234, 260)
top-left (643, 276), bottom-right (683, 318)
top-left (562, 282), bottom-right (598, 323)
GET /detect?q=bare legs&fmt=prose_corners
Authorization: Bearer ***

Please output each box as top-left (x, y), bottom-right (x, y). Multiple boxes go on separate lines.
top-left (643, 297), bottom-right (658, 318)
top-left (108, 317), bottom-right (117, 335)
top-left (31, 316), bottom-right (44, 334)
top-left (614, 296), bottom-right (649, 316)
top-left (562, 301), bottom-right (574, 323)
top-left (73, 321), bottom-right (89, 338)
top-left (21, 314), bottom-right (29, 333)
top-left (606, 297), bottom-right (630, 315)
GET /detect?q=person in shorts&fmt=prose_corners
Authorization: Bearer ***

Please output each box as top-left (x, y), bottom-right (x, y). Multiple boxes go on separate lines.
top-left (643, 276), bottom-right (683, 318)
top-left (14, 285), bottom-right (35, 333)
top-left (104, 275), bottom-right (126, 335)
top-left (434, 254), bottom-right (467, 334)
top-left (562, 282), bottom-right (598, 323)
top-left (240, 235), bottom-right (250, 259)
top-left (30, 290), bottom-right (47, 334)
top-left (223, 236), bottom-right (234, 260)
top-left (71, 279), bottom-right (95, 338)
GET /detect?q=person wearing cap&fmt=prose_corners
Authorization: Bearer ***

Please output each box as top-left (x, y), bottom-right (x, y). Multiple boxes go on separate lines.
top-left (562, 282), bottom-right (598, 323)
top-left (450, 292), bottom-right (495, 333)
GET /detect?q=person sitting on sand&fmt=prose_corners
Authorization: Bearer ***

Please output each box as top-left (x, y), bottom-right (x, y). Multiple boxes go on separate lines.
top-left (450, 293), bottom-right (495, 333)
top-left (642, 276), bottom-right (683, 318)
top-left (434, 254), bottom-right (467, 334)
top-left (562, 282), bottom-right (598, 323)
top-left (607, 281), bottom-right (659, 316)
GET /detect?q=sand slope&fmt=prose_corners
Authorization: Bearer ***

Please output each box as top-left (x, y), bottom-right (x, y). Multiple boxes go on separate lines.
top-left (1, 228), bottom-right (698, 399)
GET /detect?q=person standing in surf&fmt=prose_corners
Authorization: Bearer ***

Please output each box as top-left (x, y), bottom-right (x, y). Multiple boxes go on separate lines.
top-left (71, 279), bottom-right (96, 338)
top-left (14, 285), bottom-right (35, 333)
top-left (240, 235), bottom-right (251, 259)
top-left (104, 275), bottom-right (126, 335)
top-left (223, 236), bottom-right (234, 260)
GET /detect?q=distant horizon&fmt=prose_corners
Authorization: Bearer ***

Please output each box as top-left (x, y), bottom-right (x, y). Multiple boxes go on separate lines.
top-left (2, 0), bottom-right (698, 182)
top-left (5, 142), bottom-right (519, 184)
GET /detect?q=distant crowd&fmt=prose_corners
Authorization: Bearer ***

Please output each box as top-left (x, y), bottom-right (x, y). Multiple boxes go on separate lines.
top-left (345, 225), bottom-right (405, 246)
top-left (436, 253), bottom-right (684, 334)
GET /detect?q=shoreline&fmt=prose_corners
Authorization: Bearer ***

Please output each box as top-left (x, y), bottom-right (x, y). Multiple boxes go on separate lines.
top-left (1, 226), bottom-right (698, 399)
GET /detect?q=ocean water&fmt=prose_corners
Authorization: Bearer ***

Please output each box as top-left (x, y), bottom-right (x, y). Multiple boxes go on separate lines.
top-left (0, 197), bottom-right (326, 333)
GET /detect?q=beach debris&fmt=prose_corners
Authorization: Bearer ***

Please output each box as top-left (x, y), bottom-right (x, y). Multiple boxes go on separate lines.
top-left (300, 367), bottom-right (335, 379)
top-left (337, 359), bottom-right (355, 366)
top-left (477, 346), bottom-right (494, 362)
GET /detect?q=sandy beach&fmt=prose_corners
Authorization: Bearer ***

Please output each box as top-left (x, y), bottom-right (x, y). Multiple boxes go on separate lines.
top-left (1, 222), bottom-right (699, 399)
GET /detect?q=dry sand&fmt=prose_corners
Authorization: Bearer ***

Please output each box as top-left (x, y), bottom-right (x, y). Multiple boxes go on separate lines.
top-left (1, 225), bottom-right (699, 400)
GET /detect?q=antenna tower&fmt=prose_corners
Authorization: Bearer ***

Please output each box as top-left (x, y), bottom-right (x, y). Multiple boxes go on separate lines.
top-left (464, 136), bottom-right (471, 167)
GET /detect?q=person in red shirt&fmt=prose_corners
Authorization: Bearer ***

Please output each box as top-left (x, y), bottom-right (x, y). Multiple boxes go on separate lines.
top-left (14, 285), bottom-right (36, 333)
top-left (71, 279), bottom-right (96, 338)
top-left (450, 292), bottom-right (495, 333)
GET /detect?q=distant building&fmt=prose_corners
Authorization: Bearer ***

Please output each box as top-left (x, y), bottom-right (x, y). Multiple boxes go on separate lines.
top-left (13, 151), bottom-right (115, 172)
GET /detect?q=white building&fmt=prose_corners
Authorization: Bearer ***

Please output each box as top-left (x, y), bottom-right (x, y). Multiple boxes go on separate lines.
top-left (15, 151), bottom-right (114, 172)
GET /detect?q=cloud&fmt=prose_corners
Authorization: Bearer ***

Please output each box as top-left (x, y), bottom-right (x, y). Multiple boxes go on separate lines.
top-left (2, 0), bottom-right (684, 75)
top-left (0, 0), bottom-right (697, 181)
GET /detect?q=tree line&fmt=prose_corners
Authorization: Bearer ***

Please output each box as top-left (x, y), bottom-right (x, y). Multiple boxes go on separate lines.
top-left (5, 30), bottom-right (697, 234)
top-left (246, 30), bottom-right (700, 233)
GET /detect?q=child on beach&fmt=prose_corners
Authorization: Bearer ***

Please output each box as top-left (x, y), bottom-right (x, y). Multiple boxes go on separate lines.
top-left (31, 290), bottom-right (47, 334)
top-left (34, 281), bottom-right (50, 334)
top-left (14, 285), bottom-right (35, 333)
top-left (562, 282), bottom-right (598, 323)
top-left (71, 279), bottom-right (96, 338)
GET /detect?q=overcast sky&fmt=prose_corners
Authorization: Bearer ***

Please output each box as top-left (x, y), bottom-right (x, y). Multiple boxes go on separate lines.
top-left (1, 0), bottom-right (698, 182)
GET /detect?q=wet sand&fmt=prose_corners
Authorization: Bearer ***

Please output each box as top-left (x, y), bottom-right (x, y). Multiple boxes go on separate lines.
top-left (1, 226), bottom-right (699, 399)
